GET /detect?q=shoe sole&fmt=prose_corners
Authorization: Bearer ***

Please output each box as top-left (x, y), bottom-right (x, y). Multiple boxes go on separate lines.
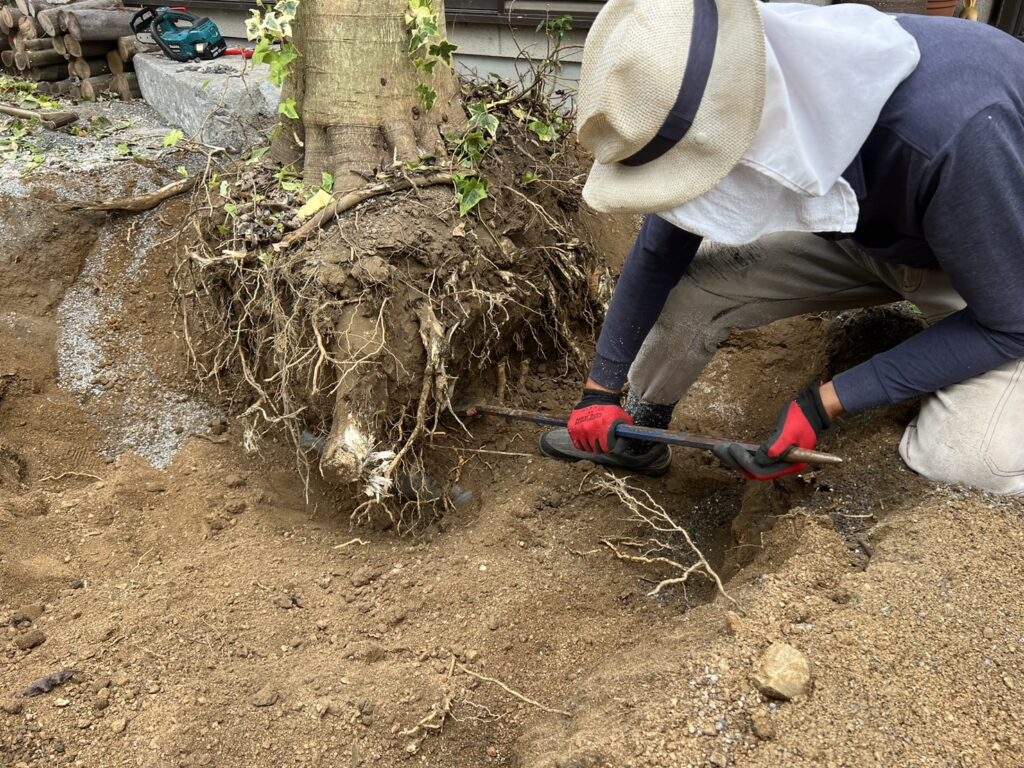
top-left (537, 434), bottom-right (672, 478)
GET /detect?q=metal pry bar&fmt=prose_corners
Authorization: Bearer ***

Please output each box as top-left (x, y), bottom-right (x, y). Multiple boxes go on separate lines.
top-left (466, 403), bottom-right (844, 466)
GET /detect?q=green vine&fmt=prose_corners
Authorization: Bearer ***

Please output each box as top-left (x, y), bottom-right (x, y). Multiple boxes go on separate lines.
top-left (405, 0), bottom-right (458, 112)
top-left (246, 0), bottom-right (300, 119)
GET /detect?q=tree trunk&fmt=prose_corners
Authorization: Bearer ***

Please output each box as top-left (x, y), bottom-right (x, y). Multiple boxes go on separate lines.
top-left (270, 0), bottom-right (463, 191)
top-left (68, 54), bottom-right (108, 78)
top-left (63, 8), bottom-right (134, 40)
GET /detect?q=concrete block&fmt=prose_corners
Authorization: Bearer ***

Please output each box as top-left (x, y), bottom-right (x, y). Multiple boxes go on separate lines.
top-left (134, 53), bottom-right (281, 151)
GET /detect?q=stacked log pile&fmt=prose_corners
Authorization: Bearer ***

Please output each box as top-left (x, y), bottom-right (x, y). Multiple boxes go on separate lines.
top-left (0, 0), bottom-right (154, 100)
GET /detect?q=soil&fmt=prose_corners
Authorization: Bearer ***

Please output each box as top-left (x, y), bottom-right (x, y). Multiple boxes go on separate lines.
top-left (2, 117), bottom-right (1023, 768)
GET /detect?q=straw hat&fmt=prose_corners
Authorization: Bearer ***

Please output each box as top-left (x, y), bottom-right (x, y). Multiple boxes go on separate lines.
top-left (578, 0), bottom-right (767, 214)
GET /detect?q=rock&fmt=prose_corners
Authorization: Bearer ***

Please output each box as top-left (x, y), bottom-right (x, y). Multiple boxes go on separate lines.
top-left (10, 604), bottom-right (43, 625)
top-left (752, 643), bottom-right (811, 701)
top-left (90, 677), bottom-right (112, 694)
top-left (2, 699), bottom-right (24, 715)
top-left (14, 629), bottom-right (46, 650)
top-left (144, 481), bottom-right (167, 493)
top-left (351, 565), bottom-right (384, 588)
top-left (707, 752), bottom-right (728, 768)
top-left (357, 700), bottom-right (375, 727)
top-left (224, 500), bottom-right (247, 515)
top-left (250, 685), bottom-right (278, 707)
top-left (110, 717), bottom-right (128, 734)
top-left (92, 690), bottom-right (110, 711)
top-left (224, 473), bottom-right (246, 488)
top-left (724, 611), bottom-right (745, 636)
top-left (750, 711), bottom-right (776, 740)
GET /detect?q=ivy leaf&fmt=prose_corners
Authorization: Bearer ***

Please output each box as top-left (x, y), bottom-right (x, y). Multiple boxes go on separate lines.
top-left (529, 120), bottom-right (559, 143)
top-left (279, 99), bottom-right (299, 120)
top-left (321, 172), bottom-right (334, 193)
top-left (454, 174), bottom-right (488, 217)
top-left (416, 84), bottom-right (438, 112)
top-left (162, 129), bottom-right (184, 147)
top-left (428, 40), bottom-right (458, 65)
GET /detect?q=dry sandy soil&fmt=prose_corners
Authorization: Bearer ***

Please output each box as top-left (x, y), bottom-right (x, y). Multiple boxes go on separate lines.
top-left (2, 119), bottom-right (1023, 768)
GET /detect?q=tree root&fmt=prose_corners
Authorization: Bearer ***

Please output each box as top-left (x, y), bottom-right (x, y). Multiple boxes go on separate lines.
top-left (63, 176), bottom-right (197, 213)
top-left (595, 475), bottom-right (739, 610)
top-left (458, 664), bottom-right (570, 717)
top-left (274, 171), bottom-right (460, 252)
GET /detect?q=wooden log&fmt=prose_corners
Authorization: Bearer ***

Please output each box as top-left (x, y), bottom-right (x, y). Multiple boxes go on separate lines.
top-left (51, 77), bottom-right (74, 94)
top-left (24, 62), bottom-right (69, 81)
top-left (23, 36), bottom-right (52, 51)
top-left (1, 50), bottom-right (15, 69)
top-left (115, 34), bottom-right (155, 62)
top-left (68, 55), bottom-right (107, 78)
top-left (0, 7), bottom-right (22, 34)
top-left (111, 70), bottom-right (137, 100)
top-left (15, 0), bottom-right (32, 17)
top-left (79, 71), bottom-right (113, 99)
top-left (15, 46), bottom-right (63, 69)
top-left (67, 82), bottom-right (80, 98)
top-left (0, 36), bottom-right (9, 53)
top-left (18, 15), bottom-right (42, 40)
top-left (105, 47), bottom-right (120, 74)
top-left (38, 0), bottom-right (122, 36)
top-left (63, 8), bottom-right (135, 41)
top-left (63, 37), bottom-right (107, 58)
top-left (51, 33), bottom-right (65, 55)
top-left (24, 0), bottom-right (57, 18)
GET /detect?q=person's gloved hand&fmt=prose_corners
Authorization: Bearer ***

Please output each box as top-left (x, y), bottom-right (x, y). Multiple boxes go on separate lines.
top-left (713, 387), bottom-right (831, 481)
top-left (567, 389), bottom-right (634, 453)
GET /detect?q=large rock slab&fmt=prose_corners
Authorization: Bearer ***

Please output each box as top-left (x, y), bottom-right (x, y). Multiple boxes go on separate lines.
top-left (134, 54), bottom-right (280, 151)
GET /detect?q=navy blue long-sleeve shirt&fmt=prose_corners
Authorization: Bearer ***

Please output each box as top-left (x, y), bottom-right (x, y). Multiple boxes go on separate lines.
top-left (590, 15), bottom-right (1024, 414)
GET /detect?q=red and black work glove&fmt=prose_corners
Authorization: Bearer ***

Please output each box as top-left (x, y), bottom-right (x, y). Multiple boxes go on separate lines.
top-left (567, 389), bottom-right (634, 454)
top-left (713, 387), bottom-right (831, 481)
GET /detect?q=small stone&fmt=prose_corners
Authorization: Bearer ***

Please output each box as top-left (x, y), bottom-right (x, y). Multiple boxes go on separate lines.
top-left (224, 473), bottom-right (246, 488)
top-left (351, 565), bottom-right (384, 588)
top-left (210, 420), bottom-right (228, 436)
top-left (144, 481), bottom-right (167, 493)
top-left (752, 643), bottom-right (811, 701)
top-left (110, 717), bottom-right (128, 734)
top-left (250, 686), bottom-right (278, 707)
top-left (145, 682), bottom-right (161, 694)
top-left (750, 711), bottom-right (775, 740)
top-left (405, 742), bottom-right (419, 755)
top-left (224, 500), bottom-right (247, 515)
top-left (274, 596), bottom-right (295, 610)
top-left (358, 700), bottom-right (375, 726)
top-left (11, 604), bottom-right (44, 625)
top-left (90, 677), bottom-right (112, 694)
top-left (69, 580), bottom-right (85, 590)
top-left (707, 752), bottom-right (728, 768)
top-left (93, 692), bottom-right (110, 712)
top-left (724, 611), bottom-right (745, 636)
top-left (55, 698), bottom-right (71, 708)
top-left (14, 629), bottom-right (46, 650)
top-left (2, 699), bottom-right (24, 715)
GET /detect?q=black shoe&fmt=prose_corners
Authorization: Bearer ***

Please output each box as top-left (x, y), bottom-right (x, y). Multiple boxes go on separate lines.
top-left (538, 428), bottom-right (671, 477)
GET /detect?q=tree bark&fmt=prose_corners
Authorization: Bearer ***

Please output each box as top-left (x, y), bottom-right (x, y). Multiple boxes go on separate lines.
top-left (79, 71), bottom-right (113, 99)
top-left (38, 0), bottom-right (121, 36)
top-left (63, 8), bottom-right (134, 40)
top-left (63, 37), bottom-right (109, 58)
top-left (68, 54), bottom-right (108, 78)
top-left (15, 46), bottom-right (62, 69)
top-left (270, 0), bottom-right (463, 190)
top-left (24, 62), bottom-right (67, 80)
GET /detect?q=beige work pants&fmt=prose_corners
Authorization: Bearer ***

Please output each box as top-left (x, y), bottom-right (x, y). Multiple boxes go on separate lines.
top-left (628, 233), bottom-right (1024, 496)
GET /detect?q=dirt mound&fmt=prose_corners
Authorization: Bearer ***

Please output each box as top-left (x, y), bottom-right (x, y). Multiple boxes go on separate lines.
top-left (2, 130), bottom-right (1023, 768)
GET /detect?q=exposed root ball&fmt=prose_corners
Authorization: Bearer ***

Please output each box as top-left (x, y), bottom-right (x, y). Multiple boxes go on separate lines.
top-left (176, 96), bottom-right (607, 528)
